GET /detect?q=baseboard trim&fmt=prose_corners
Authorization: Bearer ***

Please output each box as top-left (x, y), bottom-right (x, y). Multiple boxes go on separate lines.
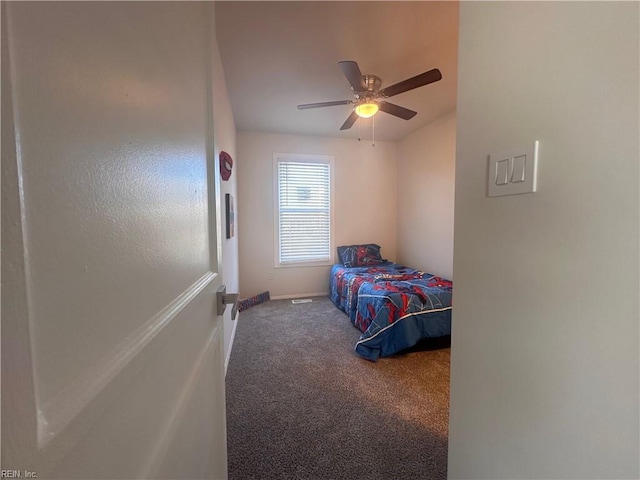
top-left (224, 314), bottom-right (239, 377)
top-left (270, 292), bottom-right (328, 300)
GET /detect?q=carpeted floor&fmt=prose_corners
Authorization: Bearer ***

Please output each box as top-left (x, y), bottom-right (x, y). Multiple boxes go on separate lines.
top-left (225, 296), bottom-right (450, 480)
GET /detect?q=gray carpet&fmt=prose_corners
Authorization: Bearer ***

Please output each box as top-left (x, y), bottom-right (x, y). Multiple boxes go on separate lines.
top-left (225, 297), bottom-right (450, 480)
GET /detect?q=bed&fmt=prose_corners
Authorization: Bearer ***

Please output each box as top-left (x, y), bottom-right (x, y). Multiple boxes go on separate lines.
top-left (330, 244), bottom-right (452, 361)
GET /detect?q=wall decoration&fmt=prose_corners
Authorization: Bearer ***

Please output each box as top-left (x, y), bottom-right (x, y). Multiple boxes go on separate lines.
top-left (220, 151), bottom-right (233, 181)
top-left (225, 193), bottom-right (234, 239)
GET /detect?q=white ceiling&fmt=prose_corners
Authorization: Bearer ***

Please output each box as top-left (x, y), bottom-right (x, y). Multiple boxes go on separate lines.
top-left (215, 1), bottom-right (459, 142)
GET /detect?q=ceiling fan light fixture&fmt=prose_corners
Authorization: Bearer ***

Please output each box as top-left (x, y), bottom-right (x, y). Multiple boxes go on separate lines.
top-left (355, 102), bottom-right (379, 118)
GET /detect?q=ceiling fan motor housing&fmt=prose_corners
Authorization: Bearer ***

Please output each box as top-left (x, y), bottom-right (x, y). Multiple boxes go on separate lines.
top-left (353, 75), bottom-right (382, 99)
top-left (363, 74), bottom-right (381, 93)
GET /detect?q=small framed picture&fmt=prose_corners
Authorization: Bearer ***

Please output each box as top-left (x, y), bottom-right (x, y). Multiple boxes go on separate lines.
top-left (225, 194), bottom-right (234, 239)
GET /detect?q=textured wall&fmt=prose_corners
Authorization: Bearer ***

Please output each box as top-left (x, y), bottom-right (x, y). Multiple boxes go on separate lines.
top-left (237, 131), bottom-right (398, 299)
top-left (211, 13), bottom-right (240, 371)
top-left (448, 2), bottom-right (639, 478)
top-left (396, 111), bottom-right (456, 279)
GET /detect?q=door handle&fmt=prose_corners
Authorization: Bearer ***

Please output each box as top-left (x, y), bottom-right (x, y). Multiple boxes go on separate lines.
top-left (216, 285), bottom-right (239, 320)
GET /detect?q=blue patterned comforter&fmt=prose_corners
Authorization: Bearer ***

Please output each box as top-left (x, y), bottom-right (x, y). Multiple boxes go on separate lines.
top-left (330, 263), bottom-right (452, 361)
top-left (330, 263), bottom-right (423, 317)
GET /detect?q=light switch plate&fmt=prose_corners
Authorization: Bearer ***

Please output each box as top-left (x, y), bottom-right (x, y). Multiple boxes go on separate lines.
top-left (488, 141), bottom-right (538, 197)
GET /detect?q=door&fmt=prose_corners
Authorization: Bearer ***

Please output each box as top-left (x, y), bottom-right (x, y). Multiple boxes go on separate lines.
top-left (1, 2), bottom-right (227, 479)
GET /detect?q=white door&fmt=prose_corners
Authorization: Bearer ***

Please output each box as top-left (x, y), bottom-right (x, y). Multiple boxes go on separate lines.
top-left (1, 2), bottom-right (227, 479)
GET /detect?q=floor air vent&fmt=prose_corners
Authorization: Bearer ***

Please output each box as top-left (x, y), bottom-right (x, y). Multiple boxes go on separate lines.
top-left (291, 299), bottom-right (313, 304)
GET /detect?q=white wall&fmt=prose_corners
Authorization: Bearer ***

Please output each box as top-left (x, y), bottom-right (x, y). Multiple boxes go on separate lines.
top-left (448, 2), bottom-right (639, 479)
top-left (211, 18), bottom-right (240, 372)
top-left (396, 111), bottom-right (456, 279)
top-left (237, 131), bottom-right (397, 299)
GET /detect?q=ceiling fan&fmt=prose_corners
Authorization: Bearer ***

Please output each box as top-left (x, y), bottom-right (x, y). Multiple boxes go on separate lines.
top-left (297, 61), bottom-right (442, 131)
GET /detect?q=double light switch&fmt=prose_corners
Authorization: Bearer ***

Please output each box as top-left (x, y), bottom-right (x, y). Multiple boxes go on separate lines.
top-left (488, 141), bottom-right (539, 197)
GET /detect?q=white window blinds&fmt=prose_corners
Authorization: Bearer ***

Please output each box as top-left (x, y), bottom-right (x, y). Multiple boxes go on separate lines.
top-left (277, 160), bottom-right (331, 264)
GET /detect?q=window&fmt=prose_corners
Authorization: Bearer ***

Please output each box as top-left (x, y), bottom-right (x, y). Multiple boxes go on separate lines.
top-left (274, 153), bottom-right (334, 267)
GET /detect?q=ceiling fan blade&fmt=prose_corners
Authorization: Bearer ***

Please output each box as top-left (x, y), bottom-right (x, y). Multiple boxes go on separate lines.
top-left (338, 60), bottom-right (367, 92)
top-left (379, 68), bottom-right (442, 98)
top-left (297, 100), bottom-right (352, 110)
top-left (378, 101), bottom-right (417, 120)
top-left (340, 111), bottom-right (359, 130)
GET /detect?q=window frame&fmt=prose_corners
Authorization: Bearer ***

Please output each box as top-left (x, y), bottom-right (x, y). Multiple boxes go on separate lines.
top-left (272, 152), bottom-right (335, 268)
